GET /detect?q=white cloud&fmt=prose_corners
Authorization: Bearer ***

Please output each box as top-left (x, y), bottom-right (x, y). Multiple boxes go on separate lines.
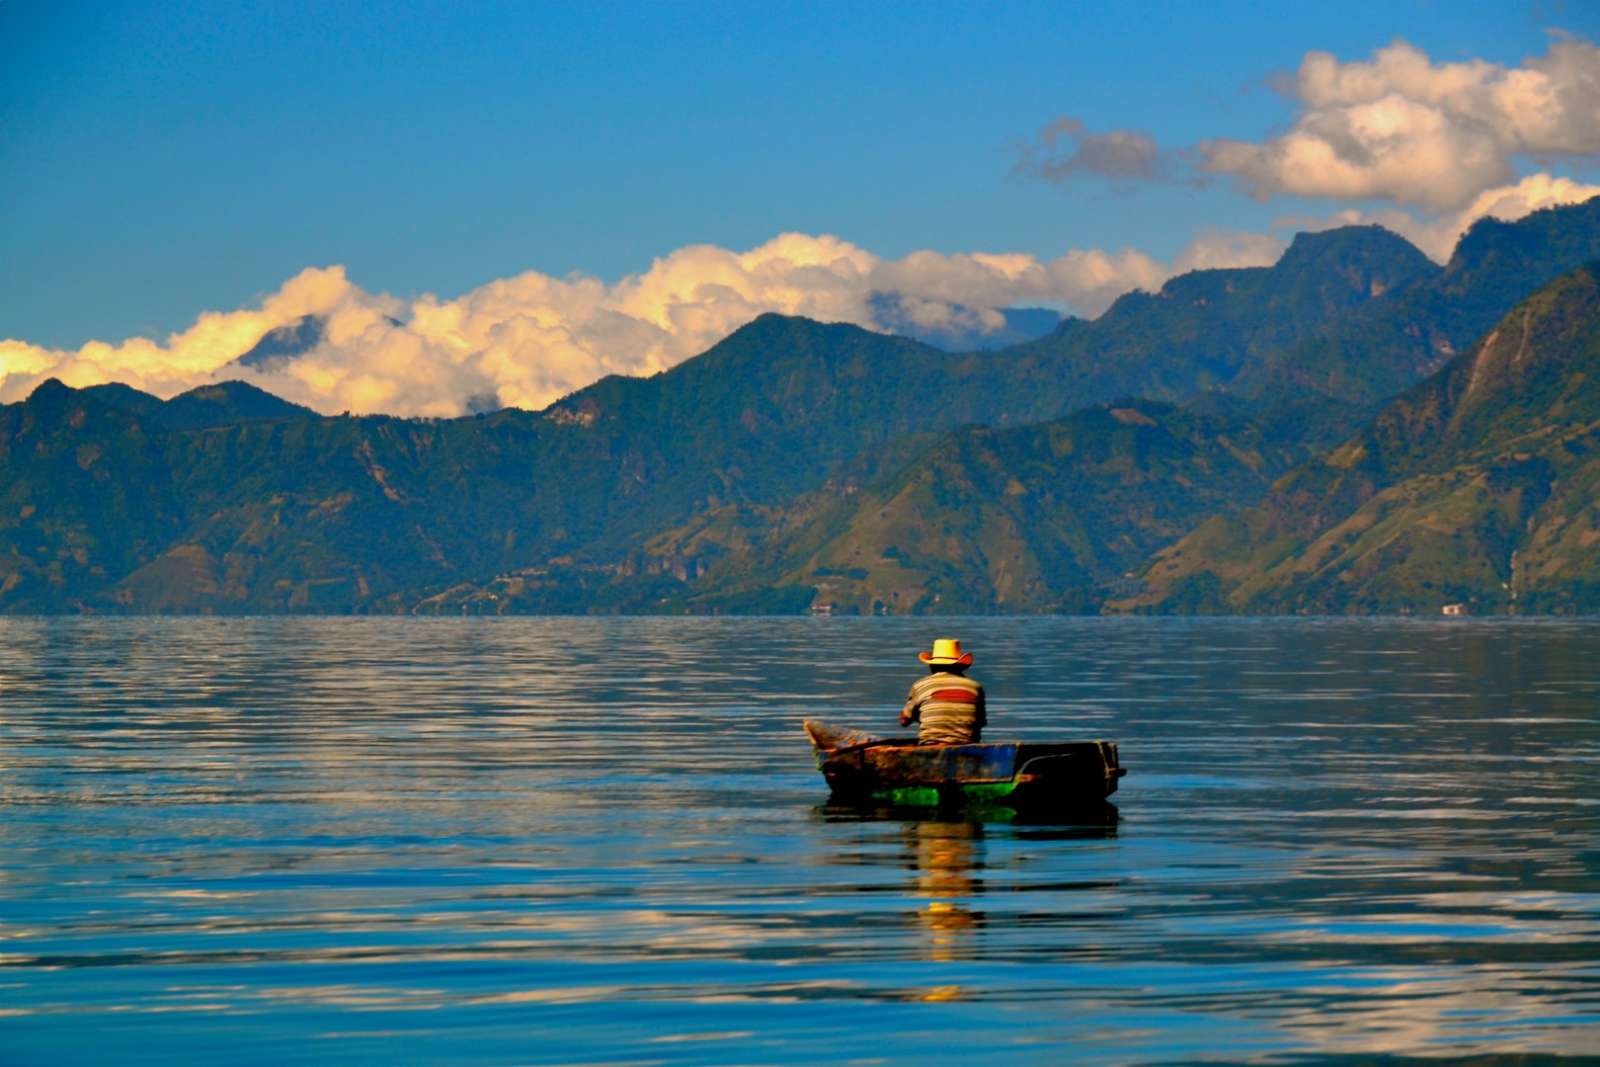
top-left (0, 231), bottom-right (1257, 417)
top-left (1202, 38), bottom-right (1600, 210)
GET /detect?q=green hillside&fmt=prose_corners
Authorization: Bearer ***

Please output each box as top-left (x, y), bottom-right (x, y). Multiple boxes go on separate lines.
top-left (0, 381), bottom-right (186, 607)
top-left (404, 400), bottom-right (1313, 616)
top-left (679, 401), bottom-right (1308, 615)
top-left (1122, 264), bottom-right (1600, 616)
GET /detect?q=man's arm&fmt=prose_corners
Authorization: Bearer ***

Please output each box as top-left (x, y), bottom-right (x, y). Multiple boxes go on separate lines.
top-left (975, 686), bottom-right (987, 731)
top-left (899, 684), bottom-right (921, 728)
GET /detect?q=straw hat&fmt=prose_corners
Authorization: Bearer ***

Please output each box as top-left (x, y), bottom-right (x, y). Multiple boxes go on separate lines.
top-left (918, 637), bottom-right (974, 667)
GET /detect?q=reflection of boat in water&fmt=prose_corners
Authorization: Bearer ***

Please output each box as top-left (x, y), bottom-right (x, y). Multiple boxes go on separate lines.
top-left (808, 804), bottom-right (1120, 994)
top-left (804, 719), bottom-right (1126, 812)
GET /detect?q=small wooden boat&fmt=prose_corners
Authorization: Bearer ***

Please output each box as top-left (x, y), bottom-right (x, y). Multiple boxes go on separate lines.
top-left (804, 719), bottom-right (1126, 810)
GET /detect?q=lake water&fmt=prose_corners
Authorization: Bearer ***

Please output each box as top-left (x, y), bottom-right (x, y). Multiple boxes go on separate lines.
top-left (2, 617), bottom-right (1597, 1063)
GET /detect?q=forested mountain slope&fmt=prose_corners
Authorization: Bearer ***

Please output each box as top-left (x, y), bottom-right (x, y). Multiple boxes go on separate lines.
top-left (1122, 264), bottom-right (1600, 615)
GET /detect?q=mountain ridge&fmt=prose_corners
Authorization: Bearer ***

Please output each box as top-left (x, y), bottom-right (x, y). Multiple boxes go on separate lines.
top-left (83, 380), bottom-right (318, 429)
top-left (1121, 262), bottom-right (1600, 616)
top-left (5, 202), bottom-right (1600, 614)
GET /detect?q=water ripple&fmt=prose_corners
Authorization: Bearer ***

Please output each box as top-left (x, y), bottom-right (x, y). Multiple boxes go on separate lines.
top-left (1, 617), bottom-right (1598, 1064)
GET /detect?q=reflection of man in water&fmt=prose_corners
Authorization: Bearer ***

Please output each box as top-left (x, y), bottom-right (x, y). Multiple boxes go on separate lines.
top-left (900, 638), bottom-right (986, 745)
top-left (910, 820), bottom-right (983, 964)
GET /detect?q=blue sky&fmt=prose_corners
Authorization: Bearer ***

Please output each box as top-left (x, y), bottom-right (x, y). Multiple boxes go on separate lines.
top-left (2, 1), bottom-right (1598, 414)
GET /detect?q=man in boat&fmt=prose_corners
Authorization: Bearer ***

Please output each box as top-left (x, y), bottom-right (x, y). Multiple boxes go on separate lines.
top-left (900, 638), bottom-right (986, 745)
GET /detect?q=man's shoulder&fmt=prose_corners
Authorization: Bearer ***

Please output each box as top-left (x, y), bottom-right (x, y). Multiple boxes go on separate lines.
top-left (920, 672), bottom-right (982, 690)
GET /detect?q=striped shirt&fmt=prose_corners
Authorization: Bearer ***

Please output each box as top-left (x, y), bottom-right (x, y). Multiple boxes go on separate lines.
top-left (902, 671), bottom-right (986, 745)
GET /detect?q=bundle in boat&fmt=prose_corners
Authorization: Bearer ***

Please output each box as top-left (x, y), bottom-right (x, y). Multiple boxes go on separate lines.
top-left (803, 719), bottom-right (1125, 811)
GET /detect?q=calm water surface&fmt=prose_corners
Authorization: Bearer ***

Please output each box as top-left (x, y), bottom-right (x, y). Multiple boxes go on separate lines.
top-left (2, 617), bottom-right (1597, 1063)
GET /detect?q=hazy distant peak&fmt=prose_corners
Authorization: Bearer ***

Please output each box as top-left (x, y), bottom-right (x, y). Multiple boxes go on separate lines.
top-left (232, 314), bottom-right (327, 368)
top-left (866, 292), bottom-right (1064, 351)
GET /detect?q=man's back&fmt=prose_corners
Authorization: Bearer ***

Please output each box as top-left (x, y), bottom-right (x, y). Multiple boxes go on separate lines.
top-left (902, 670), bottom-right (986, 745)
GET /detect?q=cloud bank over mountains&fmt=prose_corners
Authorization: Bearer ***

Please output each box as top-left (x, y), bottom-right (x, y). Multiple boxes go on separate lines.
top-left (0, 231), bottom-right (1273, 417)
top-left (4, 37), bottom-right (1597, 418)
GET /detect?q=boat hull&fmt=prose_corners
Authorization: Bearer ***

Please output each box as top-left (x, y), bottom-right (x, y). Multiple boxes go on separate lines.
top-left (804, 720), bottom-right (1125, 811)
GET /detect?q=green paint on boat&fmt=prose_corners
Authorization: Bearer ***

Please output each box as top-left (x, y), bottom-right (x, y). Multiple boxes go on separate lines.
top-left (872, 781), bottom-right (1019, 808)
top-left (876, 786), bottom-right (941, 806)
top-left (960, 782), bottom-right (1018, 804)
